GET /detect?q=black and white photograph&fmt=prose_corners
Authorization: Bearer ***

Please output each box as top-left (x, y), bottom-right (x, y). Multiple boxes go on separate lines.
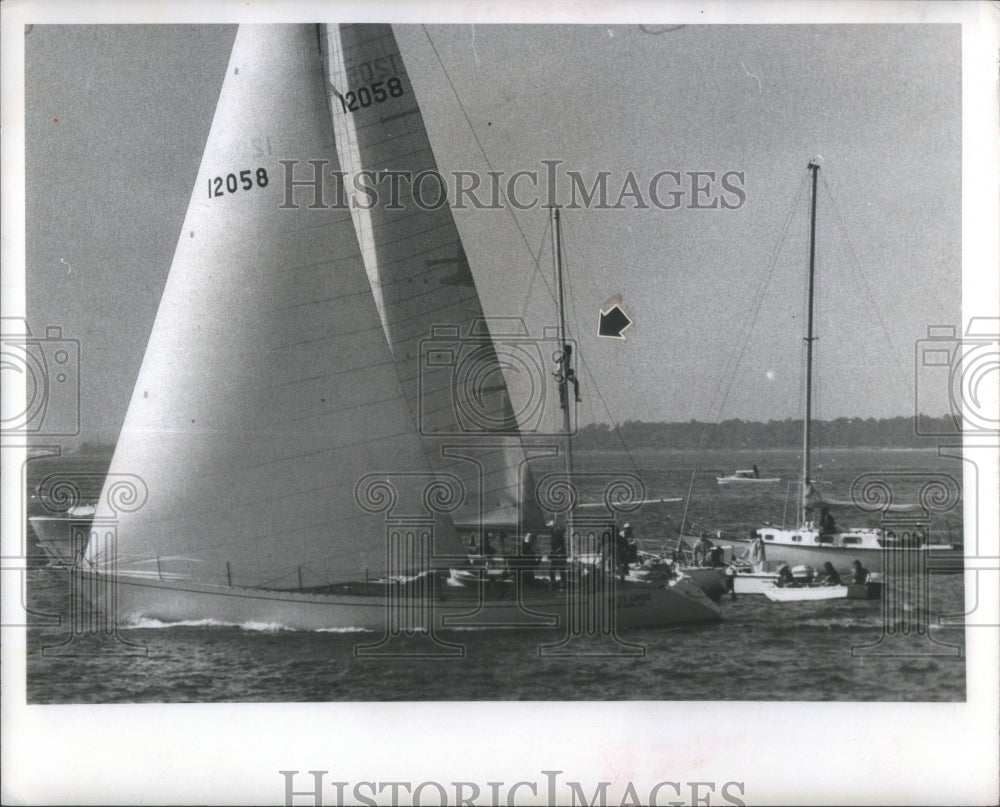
top-left (3, 1), bottom-right (998, 804)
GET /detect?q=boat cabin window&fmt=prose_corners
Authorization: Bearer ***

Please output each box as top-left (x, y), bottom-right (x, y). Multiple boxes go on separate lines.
top-left (842, 536), bottom-right (862, 545)
top-left (816, 535), bottom-right (834, 544)
top-left (791, 535), bottom-right (802, 542)
top-left (763, 534), bottom-right (774, 541)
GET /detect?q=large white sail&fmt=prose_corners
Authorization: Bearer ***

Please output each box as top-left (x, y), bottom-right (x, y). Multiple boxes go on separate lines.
top-left (86, 25), bottom-right (464, 590)
top-left (322, 23), bottom-right (546, 532)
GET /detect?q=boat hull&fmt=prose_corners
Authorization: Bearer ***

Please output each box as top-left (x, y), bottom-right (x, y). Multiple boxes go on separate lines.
top-left (716, 477), bottom-right (780, 485)
top-left (84, 570), bottom-right (722, 631)
top-left (732, 570), bottom-right (779, 595)
top-left (29, 516), bottom-right (89, 566)
top-left (763, 581), bottom-right (882, 602)
top-left (727, 535), bottom-right (963, 575)
top-left (677, 566), bottom-right (728, 600)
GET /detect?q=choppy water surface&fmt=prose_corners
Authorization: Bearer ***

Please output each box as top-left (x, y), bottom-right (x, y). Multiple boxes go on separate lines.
top-left (25, 448), bottom-right (967, 703)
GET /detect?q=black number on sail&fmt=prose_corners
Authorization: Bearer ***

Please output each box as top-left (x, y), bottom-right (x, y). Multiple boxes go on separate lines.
top-left (206, 168), bottom-right (269, 198)
top-left (337, 77), bottom-right (406, 114)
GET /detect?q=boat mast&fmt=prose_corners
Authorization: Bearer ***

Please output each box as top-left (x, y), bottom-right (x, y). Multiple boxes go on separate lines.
top-left (552, 206), bottom-right (575, 555)
top-left (802, 159), bottom-right (820, 525)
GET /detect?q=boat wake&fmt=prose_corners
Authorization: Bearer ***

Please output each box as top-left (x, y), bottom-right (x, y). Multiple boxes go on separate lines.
top-left (122, 616), bottom-right (373, 633)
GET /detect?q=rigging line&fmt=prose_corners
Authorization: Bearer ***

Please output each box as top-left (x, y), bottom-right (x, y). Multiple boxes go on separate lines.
top-left (676, 170), bottom-right (811, 537)
top-left (520, 215), bottom-right (552, 321)
top-left (558, 221), bottom-right (653, 508)
top-left (819, 173), bottom-right (909, 382)
top-left (419, 25), bottom-right (559, 310)
top-left (698, 169), bottom-right (812, 453)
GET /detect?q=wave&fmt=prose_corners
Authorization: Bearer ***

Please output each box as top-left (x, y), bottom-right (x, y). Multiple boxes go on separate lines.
top-left (123, 615), bottom-right (375, 633)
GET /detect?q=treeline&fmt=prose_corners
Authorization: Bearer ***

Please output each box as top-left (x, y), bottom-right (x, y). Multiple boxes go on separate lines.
top-left (575, 416), bottom-right (957, 451)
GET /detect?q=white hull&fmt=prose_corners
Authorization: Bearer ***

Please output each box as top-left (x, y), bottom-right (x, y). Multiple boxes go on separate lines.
top-left (732, 570), bottom-right (779, 595)
top-left (29, 514), bottom-right (91, 566)
top-left (87, 571), bottom-right (722, 631)
top-left (762, 581), bottom-right (882, 602)
top-left (677, 566), bottom-right (728, 600)
top-left (730, 530), bottom-right (963, 575)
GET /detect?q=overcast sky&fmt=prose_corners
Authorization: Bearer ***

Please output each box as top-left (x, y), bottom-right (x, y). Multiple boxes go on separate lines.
top-left (25, 21), bottom-right (962, 446)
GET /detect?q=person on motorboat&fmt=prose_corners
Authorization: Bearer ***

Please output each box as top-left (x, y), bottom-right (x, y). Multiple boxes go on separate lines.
top-left (752, 464), bottom-right (760, 478)
top-left (615, 524), bottom-right (633, 580)
top-left (851, 559), bottom-right (870, 584)
top-left (775, 562), bottom-right (798, 588)
top-left (816, 561), bottom-right (842, 586)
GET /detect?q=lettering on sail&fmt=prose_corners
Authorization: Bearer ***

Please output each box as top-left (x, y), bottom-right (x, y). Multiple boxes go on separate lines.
top-left (344, 53), bottom-right (402, 85)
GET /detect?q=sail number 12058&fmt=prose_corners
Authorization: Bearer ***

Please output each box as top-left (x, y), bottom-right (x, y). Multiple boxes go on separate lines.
top-left (338, 77), bottom-right (405, 113)
top-left (208, 168), bottom-right (269, 198)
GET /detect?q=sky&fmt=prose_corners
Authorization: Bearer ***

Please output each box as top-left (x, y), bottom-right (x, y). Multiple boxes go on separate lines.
top-left (23, 20), bottom-right (963, 447)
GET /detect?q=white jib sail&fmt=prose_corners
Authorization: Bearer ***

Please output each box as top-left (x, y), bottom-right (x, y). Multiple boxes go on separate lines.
top-left (322, 24), bottom-right (546, 533)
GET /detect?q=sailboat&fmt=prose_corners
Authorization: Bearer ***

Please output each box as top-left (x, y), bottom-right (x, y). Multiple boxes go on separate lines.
top-left (725, 160), bottom-right (963, 576)
top-left (80, 24), bottom-right (721, 632)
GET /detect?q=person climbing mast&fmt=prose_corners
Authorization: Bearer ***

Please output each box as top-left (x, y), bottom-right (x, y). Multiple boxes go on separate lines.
top-left (554, 343), bottom-right (581, 409)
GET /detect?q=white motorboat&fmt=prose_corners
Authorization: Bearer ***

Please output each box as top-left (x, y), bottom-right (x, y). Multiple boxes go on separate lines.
top-left (716, 469), bottom-right (780, 485)
top-left (762, 577), bottom-right (883, 602)
top-left (29, 504), bottom-right (95, 566)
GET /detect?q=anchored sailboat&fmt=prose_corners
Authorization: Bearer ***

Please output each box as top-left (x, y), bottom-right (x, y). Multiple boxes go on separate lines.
top-left (727, 160), bottom-right (963, 575)
top-left (82, 24), bottom-right (721, 631)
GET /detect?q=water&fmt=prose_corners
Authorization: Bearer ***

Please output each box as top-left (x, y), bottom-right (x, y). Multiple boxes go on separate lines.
top-left (24, 447), bottom-right (967, 703)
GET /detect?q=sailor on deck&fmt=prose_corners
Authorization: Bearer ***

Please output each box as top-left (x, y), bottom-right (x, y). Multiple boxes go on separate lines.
top-left (693, 532), bottom-right (714, 566)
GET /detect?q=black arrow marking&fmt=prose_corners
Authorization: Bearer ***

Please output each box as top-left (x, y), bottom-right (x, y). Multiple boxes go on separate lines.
top-left (598, 305), bottom-right (633, 339)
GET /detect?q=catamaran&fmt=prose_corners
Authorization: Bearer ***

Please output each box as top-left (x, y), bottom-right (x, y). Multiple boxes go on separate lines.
top-left (79, 24), bottom-right (721, 632)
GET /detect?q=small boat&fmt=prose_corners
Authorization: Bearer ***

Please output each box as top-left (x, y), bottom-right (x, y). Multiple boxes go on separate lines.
top-left (763, 578), bottom-right (883, 602)
top-left (29, 504), bottom-right (95, 566)
top-left (716, 469), bottom-right (780, 485)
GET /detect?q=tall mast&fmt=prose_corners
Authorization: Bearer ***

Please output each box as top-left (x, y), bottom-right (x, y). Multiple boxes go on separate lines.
top-left (552, 206), bottom-right (575, 552)
top-left (802, 159), bottom-right (820, 525)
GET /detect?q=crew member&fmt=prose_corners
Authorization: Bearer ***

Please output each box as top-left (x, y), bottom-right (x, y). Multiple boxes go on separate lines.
top-left (548, 527), bottom-right (567, 587)
top-left (693, 532), bottom-right (714, 566)
top-left (817, 561), bottom-right (842, 586)
top-left (775, 562), bottom-right (796, 588)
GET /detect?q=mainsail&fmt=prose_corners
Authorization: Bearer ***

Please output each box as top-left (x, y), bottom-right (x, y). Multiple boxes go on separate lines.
top-left (86, 25), bottom-right (465, 589)
top-left (321, 24), bottom-right (545, 532)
